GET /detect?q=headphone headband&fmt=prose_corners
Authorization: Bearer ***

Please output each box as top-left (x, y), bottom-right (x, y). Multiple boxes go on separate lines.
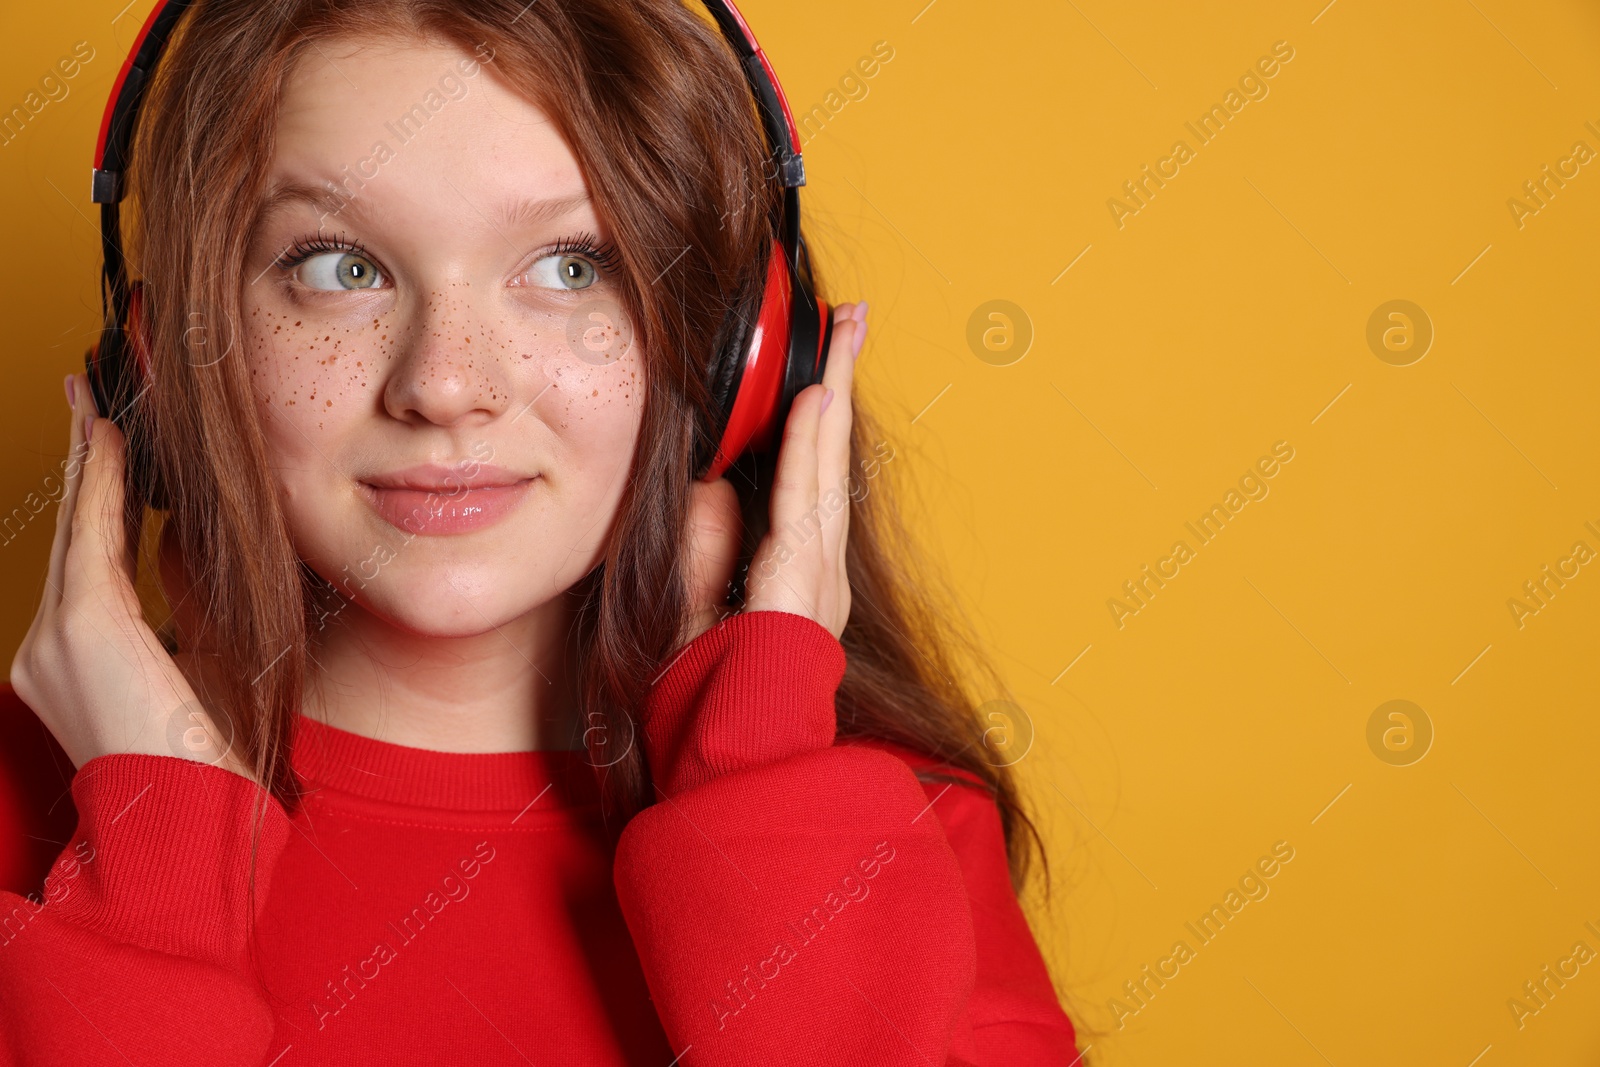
top-left (91, 0), bottom-right (806, 204)
top-left (88, 0), bottom-right (830, 499)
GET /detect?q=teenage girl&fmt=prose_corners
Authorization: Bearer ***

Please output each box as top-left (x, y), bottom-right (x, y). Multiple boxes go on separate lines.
top-left (0, 1), bottom-right (1080, 1063)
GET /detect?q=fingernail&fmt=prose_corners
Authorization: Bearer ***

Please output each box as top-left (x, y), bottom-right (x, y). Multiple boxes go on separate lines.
top-left (853, 301), bottom-right (868, 323)
top-left (84, 413), bottom-right (95, 442)
top-left (820, 387), bottom-right (835, 415)
top-left (65, 374), bottom-right (75, 407)
top-left (852, 321), bottom-right (868, 361)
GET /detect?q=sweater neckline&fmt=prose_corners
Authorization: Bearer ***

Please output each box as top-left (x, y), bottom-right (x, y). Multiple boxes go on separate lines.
top-left (290, 713), bottom-right (603, 812)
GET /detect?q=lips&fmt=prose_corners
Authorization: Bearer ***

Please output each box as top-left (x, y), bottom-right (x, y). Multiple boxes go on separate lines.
top-left (358, 463), bottom-right (537, 536)
top-left (361, 463), bottom-right (530, 492)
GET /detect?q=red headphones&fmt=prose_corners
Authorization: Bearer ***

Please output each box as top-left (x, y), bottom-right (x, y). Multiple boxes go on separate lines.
top-left (87, 0), bottom-right (832, 509)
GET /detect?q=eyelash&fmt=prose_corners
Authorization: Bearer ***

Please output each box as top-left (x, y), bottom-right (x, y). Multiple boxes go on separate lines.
top-left (274, 231), bottom-right (371, 272)
top-left (272, 230), bottom-right (623, 280)
top-left (547, 231), bottom-right (622, 275)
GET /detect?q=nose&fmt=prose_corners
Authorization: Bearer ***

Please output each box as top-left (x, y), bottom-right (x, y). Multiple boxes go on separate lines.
top-left (381, 284), bottom-right (515, 428)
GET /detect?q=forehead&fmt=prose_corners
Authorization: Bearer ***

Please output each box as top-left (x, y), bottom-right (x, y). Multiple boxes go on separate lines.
top-left (264, 35), bottom-right (590, 226)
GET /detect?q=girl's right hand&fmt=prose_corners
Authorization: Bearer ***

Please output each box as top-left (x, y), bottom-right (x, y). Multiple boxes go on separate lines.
top-left (8, 373), bottom-right (258, 786)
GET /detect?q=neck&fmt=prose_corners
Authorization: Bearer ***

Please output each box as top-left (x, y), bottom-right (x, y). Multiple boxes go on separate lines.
top-left (304, 593), bottom-right (584, 754)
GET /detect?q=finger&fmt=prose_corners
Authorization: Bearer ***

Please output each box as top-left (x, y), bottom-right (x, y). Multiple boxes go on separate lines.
top-left (817, 315), bottom-right (859, 503)
top-left (63, 391), bottom-right (132, 608)
top-left (768, 382), bottom-right (825, 542)
top-left (44, 374), bottom-right (92, 605)
top-left (814, 307), bottom-right (861, 588)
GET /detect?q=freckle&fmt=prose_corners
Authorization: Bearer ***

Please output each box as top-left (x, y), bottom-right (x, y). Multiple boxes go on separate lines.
top-left (295, 321), bottom-right (302, 326)
top-left (592, 389), bottom-right (598, 396)
top-left (326, 400), bottom-right (333, 407)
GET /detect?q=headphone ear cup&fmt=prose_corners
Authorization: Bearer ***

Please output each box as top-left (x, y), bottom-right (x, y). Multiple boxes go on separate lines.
top-left (707, 273), bottom-right (760, 436)
top-left (87, 329), bottom-right (120, 424)
top-left (699, 255), bottom-right (773, 479)
top-left (700, 240), bottom-right (799, 482)
top-left (90, 281), bottom-right (155, 417)
top-left (92, 280), bottom-right (168, 510)
top-left (127, 281), bottom-right (154, 384)
top-left (781, 234), bottom-right (829, 409)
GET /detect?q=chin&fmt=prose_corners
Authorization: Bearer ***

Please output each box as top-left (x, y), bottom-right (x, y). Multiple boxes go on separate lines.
top-left (305, 546), bottom-right (552, 636)
top-left (357, 580), bottom-right (549, 638)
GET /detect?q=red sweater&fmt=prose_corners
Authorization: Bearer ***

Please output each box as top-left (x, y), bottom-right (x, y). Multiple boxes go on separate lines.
top-left (0, 609), bottom-right (1078, 1064)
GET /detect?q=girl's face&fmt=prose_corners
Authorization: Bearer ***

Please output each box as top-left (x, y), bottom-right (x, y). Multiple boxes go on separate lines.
top-left (241, 36), bottom-right (643, 637)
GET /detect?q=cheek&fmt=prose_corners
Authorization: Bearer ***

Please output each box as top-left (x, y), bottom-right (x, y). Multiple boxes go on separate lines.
top-left (245, 305), bottom-right (386, 432)
top-left (535, 310), bottom-right (644, 453)
top-left (544, 355), bottom-right (641, 427)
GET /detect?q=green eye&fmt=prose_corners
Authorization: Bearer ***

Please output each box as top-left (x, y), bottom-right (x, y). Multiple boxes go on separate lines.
top-left (298, 251), bottom-right (385, 291)
top-left (523, 253), bottom-right (599, 290)
top-left (515, 234), bottom-right (620, 290)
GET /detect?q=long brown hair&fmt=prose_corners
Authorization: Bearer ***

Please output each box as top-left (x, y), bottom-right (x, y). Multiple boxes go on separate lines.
top-left (119, 0), bottom-right (1053, 909)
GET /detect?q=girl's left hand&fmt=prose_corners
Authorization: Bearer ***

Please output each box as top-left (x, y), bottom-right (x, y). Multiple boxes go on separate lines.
top-left (679, 301), bottom-right (868, 646)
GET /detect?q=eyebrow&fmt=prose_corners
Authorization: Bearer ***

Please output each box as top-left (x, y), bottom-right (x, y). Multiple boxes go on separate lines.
top-left (255, 181), bottom-right (592, 232)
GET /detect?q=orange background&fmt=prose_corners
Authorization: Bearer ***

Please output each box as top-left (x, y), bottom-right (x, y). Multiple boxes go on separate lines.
top-left (4, 2), bottom-right (1598, 1063)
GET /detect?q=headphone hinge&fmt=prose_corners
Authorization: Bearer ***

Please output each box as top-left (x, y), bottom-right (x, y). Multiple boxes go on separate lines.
top-left (91, 169), bottom-right (122, 204)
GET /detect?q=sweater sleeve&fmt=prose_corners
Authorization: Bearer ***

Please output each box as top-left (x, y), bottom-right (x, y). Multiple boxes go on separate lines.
top-left (0, 751), bottom-right (291, 1066)
top-left (611, 609), bottom-right (1077, 1066)
top-left (902, 760), bottom-right (1081, 1061)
